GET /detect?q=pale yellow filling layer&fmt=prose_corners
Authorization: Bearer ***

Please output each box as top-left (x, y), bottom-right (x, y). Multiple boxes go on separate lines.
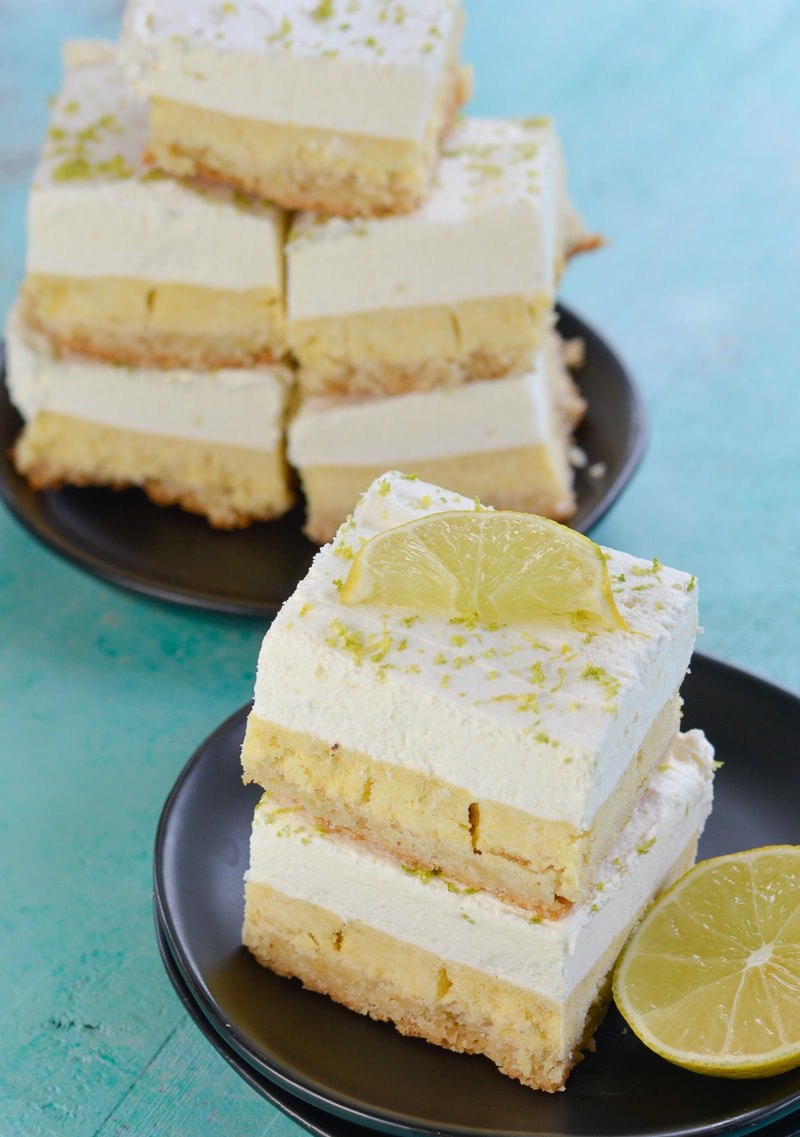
top-left (241, 696), bottom-right (681, 915)
top-left (243, 830), bottom-right (698, 1094)
top-left (290, 293), bottom-right (554, 397)
top-left (13, 411), bottom-right (294, 529)
top-left (296, 445), bottom-right (577, 546)
top-left (22, 276), bottom-right (287, 369)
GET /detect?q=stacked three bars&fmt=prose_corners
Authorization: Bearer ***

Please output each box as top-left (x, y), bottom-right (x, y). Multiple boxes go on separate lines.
top-left (6, 0), bottom-right (595, 541)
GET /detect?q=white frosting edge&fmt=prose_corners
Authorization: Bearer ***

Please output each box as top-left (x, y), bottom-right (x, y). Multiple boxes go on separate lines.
top-left (287, 342), bottom-right (558, 466)
top-left (5, 303), bottom-right (293, 451)
top-left (287, 117), bottom-right (570, 320)
top-left (288, 354), bottom-right (556, 466)
top-left (27, 41), bottom-right (285, 290)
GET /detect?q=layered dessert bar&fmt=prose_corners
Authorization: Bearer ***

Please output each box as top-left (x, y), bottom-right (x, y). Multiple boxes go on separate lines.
top-left (287, 116), bottom-right (595, 397)
top-left (287, 334), bottom-right (586, 544)
top-left (22, 41), bottom-right (287, 370)
top-left (241, 472), bottom-right (702, 915)
top-left (6, 303), bottom-right (294, 529)
top-left (241, 471), bottom-right (714, 1090)
top-left (244, 731), bottom-right (714, 1092)
top-left (118, 0), bottom-right (470, 217)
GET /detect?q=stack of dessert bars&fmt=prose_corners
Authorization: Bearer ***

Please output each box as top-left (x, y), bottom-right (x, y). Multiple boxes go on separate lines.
top-left (239, 471), bottom-right (716, 1091)
top-left (6, 0), bottom-right (597, 540)
top-left (8, 37), bottom-right (295, 529)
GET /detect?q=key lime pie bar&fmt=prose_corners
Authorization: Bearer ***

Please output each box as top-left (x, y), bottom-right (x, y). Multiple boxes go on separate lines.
top-left (6, 303), bottom-right (295, 528)
top-left (241, 472), bottom-right (714, 1090)
top-left (245, 735), bottom-right (712, 1092)
top-left (22, 40), bottom-right (287, 370)
top-left (286, 116), bottom-right (594, 397)
top-left (287, 334), bottom-right (586, 543)
top-left (242, 470), bottom-right (704, 911)
top-left (118, 0), bottom-right (470, 217)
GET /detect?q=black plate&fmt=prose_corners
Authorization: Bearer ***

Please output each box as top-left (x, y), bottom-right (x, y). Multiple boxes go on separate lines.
top-left (153, 654), bottom-right (800, 1137)
top-left (154, 913), bottom-right (800, 1137)
top-left (0, 308), bottom-right (645, 617)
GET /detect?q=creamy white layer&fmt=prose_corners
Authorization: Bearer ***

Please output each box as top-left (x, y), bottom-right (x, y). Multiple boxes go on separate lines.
top-left (6, 304), bottom-right (292, 450)
top-left (252, 472), bottom-right (700, 830)
top-left (27, 40), bottom-right (285, 289)
top-left (287, 116), bottom-right (582, 321)
top-left (288, 339), bottom-right (560, 466)
top-left (246, 730), bottom-right (714, 999)
top-left (119, 0), bottom-right (464, 140)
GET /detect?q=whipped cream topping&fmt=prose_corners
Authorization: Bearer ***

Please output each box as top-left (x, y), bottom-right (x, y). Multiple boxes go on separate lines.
top-left (119, 0), bottom-right (464, 139)
top-left (287, 116), bottom-right (581, 320)
top-left (252, 472), bottom-right (700, 830)
top-left (246, 730), bottom-right (715, 998)
top-left (287, 335), bottom-right (565, 467)
top-left (6, 304), bottom-right (292, 450)
top-left (27, 40), bottom-right (285, 290)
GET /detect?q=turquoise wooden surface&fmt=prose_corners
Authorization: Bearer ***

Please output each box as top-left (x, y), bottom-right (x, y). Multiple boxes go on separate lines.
top-left (1, 2), bottom-right (799, 1133)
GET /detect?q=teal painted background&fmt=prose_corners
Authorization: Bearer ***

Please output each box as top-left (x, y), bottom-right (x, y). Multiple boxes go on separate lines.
top-left (1, 3), bottom-right (798, 1133)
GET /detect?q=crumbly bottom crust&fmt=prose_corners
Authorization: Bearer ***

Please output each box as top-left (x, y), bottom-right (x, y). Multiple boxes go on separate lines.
top-left (145, 66), bottom-right (471, 216)
top-left (290, 294), bottom-right (555, 398)
top-left (13, 411), bottom-right (294, 529)
top-left (22, 277), bottom-right (287, 370)
top-left (242, 831), bottom-right (699, 1093)
top-left (241, 697), bottom-right (681, 915)
top-left (297, 445), bottom-right (577, 546)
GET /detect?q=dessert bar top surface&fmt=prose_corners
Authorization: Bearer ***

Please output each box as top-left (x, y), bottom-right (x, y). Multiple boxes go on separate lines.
top-left (119, 0), bottom-right (464, 138)
top-left (253, 472), bottom-right (700, 828)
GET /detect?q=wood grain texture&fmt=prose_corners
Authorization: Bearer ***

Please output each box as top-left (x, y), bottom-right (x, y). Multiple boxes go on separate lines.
top-left (1, 1), bottom-right (798, 1132)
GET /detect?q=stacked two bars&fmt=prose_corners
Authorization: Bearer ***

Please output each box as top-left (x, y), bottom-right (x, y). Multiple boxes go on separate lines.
top-left (6, 0), bottom-right (595, 540)
top-left (9, 38), bottom-right (295, 529)
top-left (241, 470), bottom-right (716, 1092)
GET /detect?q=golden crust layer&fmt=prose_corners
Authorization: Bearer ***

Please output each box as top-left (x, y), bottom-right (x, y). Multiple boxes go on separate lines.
top-left (22, 276), bottom-right (287, 370)
top-left (241, 697), bottom-right (681, 915)
top-left (296, 445), bottom-right (577, 546)
top-left (243, 830), bottom-right (699, 1093)
top-left (145, 65), bottom-right (471, 217)
top-left (289, 293), bottom-right (554, 398)
top-left (13, 411), bottom-right (294, 529)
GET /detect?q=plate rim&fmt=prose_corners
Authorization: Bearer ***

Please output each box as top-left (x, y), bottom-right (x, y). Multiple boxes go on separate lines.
top-left (154, 903), bottom-right (800, 1137)
top-left (153, 907), bottom-right (362, 1137)
top-left (153, 652), bottom-right (800, 1137)
top-left (559, 304), bottom-right (648, 534)
top-left (0, 306), bottom-right (647, 617)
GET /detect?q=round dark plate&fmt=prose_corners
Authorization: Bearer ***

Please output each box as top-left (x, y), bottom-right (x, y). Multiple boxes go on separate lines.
top-left (154, 915), bottom-right (800, 1137)
top-left (155, 910), bottom-right (372, 1137)
top-left (153, 654), bottom-right (800, 1137)
top-left (0, 308), bottom-right (645, 617)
